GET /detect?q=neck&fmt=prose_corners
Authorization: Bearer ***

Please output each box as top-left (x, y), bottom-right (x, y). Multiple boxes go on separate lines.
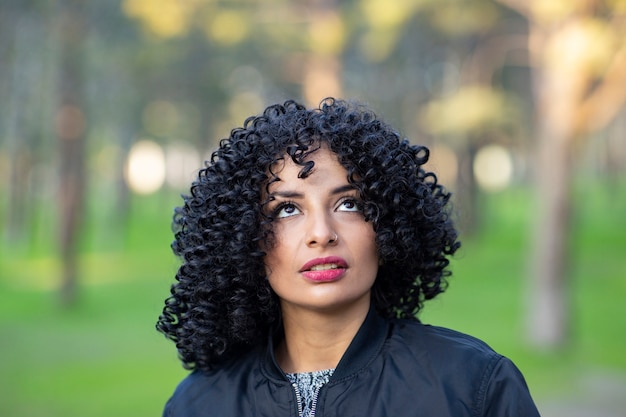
top-left (276, 300), bottom-right (370, 374)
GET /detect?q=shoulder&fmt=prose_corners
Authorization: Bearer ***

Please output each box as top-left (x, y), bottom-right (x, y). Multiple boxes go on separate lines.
top-left (389, 319), bottom-right (501, 364)
top-left (163, 350), bottom-right (264, 417)
top-left (164, 371), bottom-right (214, 413)
top-left (385, 319), bottom-right (540, 416)
top-left (386, 319), bottom-right (505, 390)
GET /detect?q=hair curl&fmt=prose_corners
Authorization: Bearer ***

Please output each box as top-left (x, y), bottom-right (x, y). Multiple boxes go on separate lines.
top-left (157, 98), bottom-right (460, 371)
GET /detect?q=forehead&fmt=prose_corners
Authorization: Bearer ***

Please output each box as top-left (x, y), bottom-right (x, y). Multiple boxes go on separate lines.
top-left (269, 147), bottom-right (348, 189)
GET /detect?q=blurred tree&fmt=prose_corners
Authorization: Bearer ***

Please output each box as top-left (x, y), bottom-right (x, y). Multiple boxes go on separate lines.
top-left (83, 0), bottom-right (144, 228)
top-left (56, 0), bottom-right (88, 306)
top-left (0, 1), bottom-right (58, 245)
top-left (4, 0), bottom-right (624, 321)
top-left (1, 3), bottom-right (35, 243)
top-left (497, 0), bottom-right (626, 348)
top-left (348, 0), bottom-right (528, 234)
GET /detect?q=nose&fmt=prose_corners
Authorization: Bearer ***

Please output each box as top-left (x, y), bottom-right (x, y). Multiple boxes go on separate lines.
top-left (305, 212), bottom-right (338, 248)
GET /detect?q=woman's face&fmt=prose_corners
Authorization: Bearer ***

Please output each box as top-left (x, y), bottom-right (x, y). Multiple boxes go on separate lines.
top-left (264, 146), bottom-right (379, 315)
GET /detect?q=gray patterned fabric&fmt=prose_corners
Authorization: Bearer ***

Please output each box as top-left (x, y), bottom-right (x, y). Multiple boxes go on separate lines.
top-left (286, 368), bottom-right (335, 417)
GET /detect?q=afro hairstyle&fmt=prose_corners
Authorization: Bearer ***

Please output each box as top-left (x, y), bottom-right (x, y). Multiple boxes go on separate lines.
top-left (157, 98), bottom-right (460, 371)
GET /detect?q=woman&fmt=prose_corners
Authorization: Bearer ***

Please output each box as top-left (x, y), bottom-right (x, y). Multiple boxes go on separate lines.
top-left (157, 98), bottom-right (540, 416)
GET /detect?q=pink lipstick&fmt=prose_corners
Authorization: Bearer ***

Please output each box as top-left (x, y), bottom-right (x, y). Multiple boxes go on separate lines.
top-left (300, 256), bottom-right (348, 282)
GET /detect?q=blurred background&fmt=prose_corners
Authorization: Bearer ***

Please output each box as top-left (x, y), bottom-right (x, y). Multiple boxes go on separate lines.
top-left (1, 0), bottom-right (625, 416)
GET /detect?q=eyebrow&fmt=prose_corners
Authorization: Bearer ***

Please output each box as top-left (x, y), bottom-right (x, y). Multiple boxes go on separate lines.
top-left (271, 184), bottom-right (356, 199)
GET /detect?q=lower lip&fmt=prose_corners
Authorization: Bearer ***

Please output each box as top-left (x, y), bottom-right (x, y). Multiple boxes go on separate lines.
top-left (301, 268), bottom-right (346, 282)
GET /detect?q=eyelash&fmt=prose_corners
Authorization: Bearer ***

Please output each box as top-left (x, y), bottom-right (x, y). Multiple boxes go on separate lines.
top-left (271, 196), bottom-right (362, 219)
top-left (337, 197), bottom-right (361, 212)
top-left (272, 201), bottom-right (299, 218)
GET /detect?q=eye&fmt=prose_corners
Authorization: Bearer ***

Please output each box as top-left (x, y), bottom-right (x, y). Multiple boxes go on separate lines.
top-left (336, 198), bottom-right (361, 212)
top-left (274, 202), bottom-right (301, 218)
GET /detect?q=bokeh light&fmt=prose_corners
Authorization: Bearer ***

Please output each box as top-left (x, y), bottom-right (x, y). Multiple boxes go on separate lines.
top-left (125, 140), bottom-right (165, 194)
top-left (308, 11), bottom-right (345, 55)
top-left (122, 0), bottom-right (192, 38)
top-left (205, 10), bottom-right (249, 45)
top-left (473, 144), bottom-right (513, 192)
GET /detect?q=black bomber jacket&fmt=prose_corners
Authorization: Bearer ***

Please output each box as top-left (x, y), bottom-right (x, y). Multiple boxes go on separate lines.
top-left (163, 308), bottom-right (541, 416)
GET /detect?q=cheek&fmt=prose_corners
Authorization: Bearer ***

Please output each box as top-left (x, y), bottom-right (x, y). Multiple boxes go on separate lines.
top-left (349, 223), bottom-right (378, 269)
top-left (361, 226), bottom-right (378, 255)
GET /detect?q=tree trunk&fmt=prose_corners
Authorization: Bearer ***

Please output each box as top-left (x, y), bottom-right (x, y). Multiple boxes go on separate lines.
top-left (527, 119), bottom-right (573, 348)
top-left (56, 0), bottom-right (87, 306)
top-left (526, 41), bottom-right (582, 348)
top-left (455, 139), bottom-right (480, 236)
top-left (497, 0), bottom-right (626, 351)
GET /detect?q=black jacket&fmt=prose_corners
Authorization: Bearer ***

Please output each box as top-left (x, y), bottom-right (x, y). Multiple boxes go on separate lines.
top-left (164, 309), bottom-right (540, 416)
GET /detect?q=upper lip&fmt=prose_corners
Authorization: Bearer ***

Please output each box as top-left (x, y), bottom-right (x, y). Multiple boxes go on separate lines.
top-left (299, 256), bottom-right (348, 272)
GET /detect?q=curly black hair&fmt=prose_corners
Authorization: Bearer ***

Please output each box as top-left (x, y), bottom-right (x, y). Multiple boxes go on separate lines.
top-left (157, 98), bottom-right (460, 372)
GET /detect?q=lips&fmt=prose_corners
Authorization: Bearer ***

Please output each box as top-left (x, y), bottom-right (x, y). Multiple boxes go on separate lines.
top-left (300, 256), bottom-right (348, 282)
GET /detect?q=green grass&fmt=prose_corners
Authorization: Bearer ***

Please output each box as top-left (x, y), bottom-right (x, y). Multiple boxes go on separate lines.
top-left (0, 193), bottom-right (188, 417)
top-left (1, 182), bottom-right (625, 416)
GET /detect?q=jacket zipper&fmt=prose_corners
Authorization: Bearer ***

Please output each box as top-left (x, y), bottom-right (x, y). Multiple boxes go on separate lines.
top-left (291, 382), bottom-right (323, 417)
top-left (310, 385), bottom-right (322, 416)
top-left (292, 382), bottom-right (304, 417)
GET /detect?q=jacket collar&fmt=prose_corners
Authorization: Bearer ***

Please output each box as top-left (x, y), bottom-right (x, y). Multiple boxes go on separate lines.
top-left (263, 306), bottom-right (390, 382)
